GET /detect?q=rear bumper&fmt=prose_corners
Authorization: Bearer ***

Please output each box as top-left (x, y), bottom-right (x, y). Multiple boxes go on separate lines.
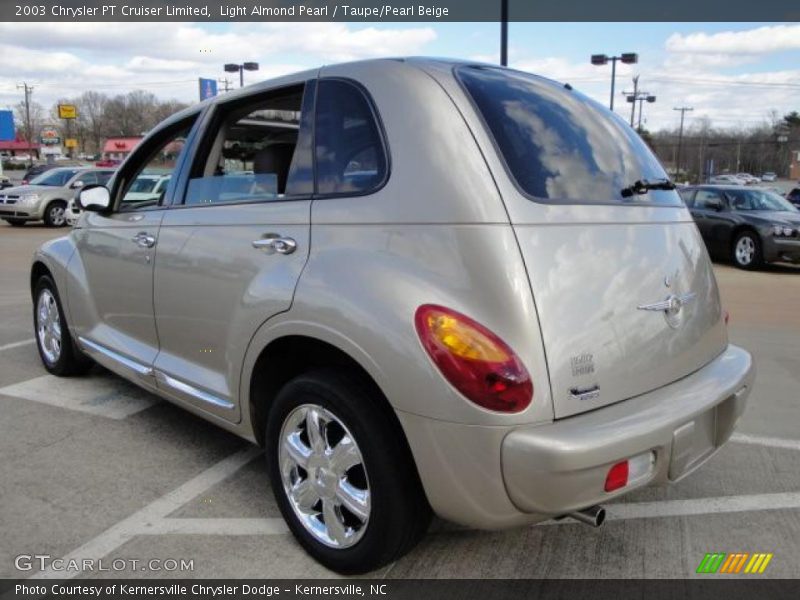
top-left (503, 344), bottom-right (754, 515)
top-left (399, 344), bottom-right (754, 529)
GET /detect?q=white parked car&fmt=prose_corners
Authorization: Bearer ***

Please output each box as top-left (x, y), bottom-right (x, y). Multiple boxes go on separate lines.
top-left (709, 174), bottom-right (746, 185)
top-left (761, 172), bottom-right (777, 182)
top-left (736, 173), bottom-right (760, 184)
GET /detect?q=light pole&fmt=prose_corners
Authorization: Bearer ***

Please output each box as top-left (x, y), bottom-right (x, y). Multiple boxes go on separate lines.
top-left (591, 52), bottom-right (638, 111)
top-left (224, 62), bottom-right (259, 88)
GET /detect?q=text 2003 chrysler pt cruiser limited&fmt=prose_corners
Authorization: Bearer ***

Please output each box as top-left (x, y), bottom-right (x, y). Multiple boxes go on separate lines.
top-left (31, 58), bottom-right (754, 573)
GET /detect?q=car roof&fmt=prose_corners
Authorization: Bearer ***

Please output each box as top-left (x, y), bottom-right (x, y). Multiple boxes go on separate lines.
top-left (687, 184), bottom-right (752, 190)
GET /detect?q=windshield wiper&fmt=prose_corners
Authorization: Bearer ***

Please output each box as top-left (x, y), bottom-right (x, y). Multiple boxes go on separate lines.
top-left (620, 178), bottom-right (676, 198)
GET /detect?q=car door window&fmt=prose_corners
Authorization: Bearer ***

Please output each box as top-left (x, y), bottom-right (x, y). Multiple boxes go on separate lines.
top-left (97, 171), bottom-right (114, 186)
top-left (315, 79), bottom-right (387, 196)
top-left (694, 190), bottom-right (724, 210)
top-left (184, 83), bottom-right (312, 205)
top-left (116, 118), bottom-right (196, 210)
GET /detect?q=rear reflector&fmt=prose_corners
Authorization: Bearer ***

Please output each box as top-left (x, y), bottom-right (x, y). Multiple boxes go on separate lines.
top-left (604, 461), bottom-right (629, 492)
top-left (605, 451), bottom-right (656, 492)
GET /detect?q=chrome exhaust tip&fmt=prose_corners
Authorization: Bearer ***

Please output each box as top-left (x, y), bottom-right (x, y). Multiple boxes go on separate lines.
top-left (569, 505), bottom-right (606, 527)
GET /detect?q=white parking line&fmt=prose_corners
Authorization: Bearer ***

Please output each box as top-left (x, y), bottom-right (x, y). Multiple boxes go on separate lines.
top-left (731, 432), bottom-right (800, 452)
top-left (127, 490), bottom-right (800, 539)
top-left (31, 446), bottom-right (262, 579)
top-left (603, 491), bottom-right (800, 522)
top-left (0, 338), bottom-right (35, 352)
top-left (0, 373), bottom-right (158, 419)
top-left (144, 517), bottom-right (289, 536)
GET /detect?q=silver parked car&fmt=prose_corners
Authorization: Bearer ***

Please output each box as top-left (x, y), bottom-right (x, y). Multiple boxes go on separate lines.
top-left (31, 59), bottom-right (754, 573)
top-left (1, 167), bottom-right (114, 227)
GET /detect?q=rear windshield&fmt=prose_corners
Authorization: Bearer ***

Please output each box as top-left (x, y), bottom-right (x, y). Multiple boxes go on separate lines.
top-left (457, 66), bottom-right (680, 206)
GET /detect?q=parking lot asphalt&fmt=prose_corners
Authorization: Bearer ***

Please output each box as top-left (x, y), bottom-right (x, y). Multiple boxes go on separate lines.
top-left (1, 221), bottom-right (799, 580)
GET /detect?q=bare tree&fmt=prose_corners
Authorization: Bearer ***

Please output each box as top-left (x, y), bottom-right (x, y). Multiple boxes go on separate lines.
top-left (14, 100), bottom-right (45, 148)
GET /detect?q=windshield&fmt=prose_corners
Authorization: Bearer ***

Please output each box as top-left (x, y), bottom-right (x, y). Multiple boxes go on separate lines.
top-left (30, 169), bottom-right (81, 187)
top-left (727, 189), bottom-right (798, 212)
top-left (128, 177), bottom-right (159, 193)
top-left (457, 66), bottom-right (680, 205)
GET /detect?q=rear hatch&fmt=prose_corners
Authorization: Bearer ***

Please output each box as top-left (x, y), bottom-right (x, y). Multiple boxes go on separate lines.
top-left (458, 66), bottom-right (728, 418)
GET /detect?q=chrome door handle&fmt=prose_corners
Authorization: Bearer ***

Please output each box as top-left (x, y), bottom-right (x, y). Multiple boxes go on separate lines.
top-left (132, 232), bottom-right (156, 248)
top-left (252, 235), bottom-right (297, 255)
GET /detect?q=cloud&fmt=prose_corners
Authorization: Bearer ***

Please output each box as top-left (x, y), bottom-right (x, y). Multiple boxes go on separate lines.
top-left (0, 22), bottom-right (436, 110)
top-left (0, 22), bottom-right (436, 64)
top-left (666, 24), bottom-right (800, 55)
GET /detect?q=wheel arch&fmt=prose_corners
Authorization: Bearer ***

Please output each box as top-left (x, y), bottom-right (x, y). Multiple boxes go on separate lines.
top-left (730, 223), bottom-right (761, 247)
top-left (247, 334), bottom-right (400, 449)
top-left (30, 260), bottom-right (53, 298)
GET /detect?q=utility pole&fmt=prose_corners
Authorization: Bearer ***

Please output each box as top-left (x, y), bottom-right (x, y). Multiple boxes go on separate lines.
top-left (673, 106), bottom-right (693, 179)
top-left (500, 0), bottom-right (508, 67)
top-left (627, 75), bottom-right (638, 127)
top-left (218, 78), bottom-right (233, 93)
top-left (16, 82), bottom-right (34, 167)
top-left (623, 77), bottom-right (656, 132)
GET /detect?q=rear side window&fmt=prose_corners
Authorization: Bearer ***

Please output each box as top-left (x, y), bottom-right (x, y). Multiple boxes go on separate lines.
top-left (315, 79), bottom-right (387, 195)
top-left (458, 66), bottom-right (680, 206)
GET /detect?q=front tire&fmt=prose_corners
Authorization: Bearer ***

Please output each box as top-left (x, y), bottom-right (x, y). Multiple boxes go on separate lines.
top-left (266, 369), bottom-right (431, 574)
top-left (731, 231), bottom-right (763, 270)
top-left (33, 276), bottom-right (92, 376)
top-left (43, 200), bottom-right (67, 227)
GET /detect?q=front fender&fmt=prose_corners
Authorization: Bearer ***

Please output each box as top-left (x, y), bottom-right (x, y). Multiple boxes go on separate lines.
top-left (31, 235), bottom-right (78, 318)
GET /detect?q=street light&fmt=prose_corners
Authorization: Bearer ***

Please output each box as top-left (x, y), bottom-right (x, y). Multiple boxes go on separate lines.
top-left (224, 62), bottom-right (259, 88)
top-left (591, 52), bottom-right (638, 111)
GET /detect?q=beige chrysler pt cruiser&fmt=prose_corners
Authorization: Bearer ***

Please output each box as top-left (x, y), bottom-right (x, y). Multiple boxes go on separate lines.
top-left (31, 58), bottom-right (755, 573)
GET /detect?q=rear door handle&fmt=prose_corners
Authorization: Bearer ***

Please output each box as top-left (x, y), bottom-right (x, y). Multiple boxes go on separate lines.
top-left (252, 235), bottom-right (297, 255)
top-left (132, 232), bottom-right (156, 248)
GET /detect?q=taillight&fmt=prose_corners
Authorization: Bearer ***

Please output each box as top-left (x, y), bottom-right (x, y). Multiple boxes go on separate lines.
top-left (724, 309), bottom-right (730, 326)
top-left (414, 304), bottom-right (533, 412)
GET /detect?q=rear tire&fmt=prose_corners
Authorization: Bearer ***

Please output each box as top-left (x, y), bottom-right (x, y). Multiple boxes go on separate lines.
top-left (4, 218), bottom-right (26, 227)
top-left (731, 231), bottom-right (763, 270)
top-left (265, 369), bottom-right (431, 574)
top-left (43, 200), bottom-right (67, 227)
top-left (33, 275), bottom-right (92, 376)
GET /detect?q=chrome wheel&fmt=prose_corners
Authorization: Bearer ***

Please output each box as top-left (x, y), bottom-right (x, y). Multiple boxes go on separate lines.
top-left (735, 236), bottom-right (755, 266)
top-left (48, 205), bottom-right (66, 227)
top-left (279, 404), bottom-right (370, 549)
top-left (36, 289), bottom-right (62, 364)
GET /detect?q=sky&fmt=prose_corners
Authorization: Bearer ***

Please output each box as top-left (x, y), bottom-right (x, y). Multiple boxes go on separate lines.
top-left (0, 21), bottom-right (798, 132)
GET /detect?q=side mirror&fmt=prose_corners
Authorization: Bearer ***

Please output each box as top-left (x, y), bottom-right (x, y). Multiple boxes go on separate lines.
top-left (77, 185), bottom-right (111, 212)
top-left (70, 180), bottom-right (84, 189)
